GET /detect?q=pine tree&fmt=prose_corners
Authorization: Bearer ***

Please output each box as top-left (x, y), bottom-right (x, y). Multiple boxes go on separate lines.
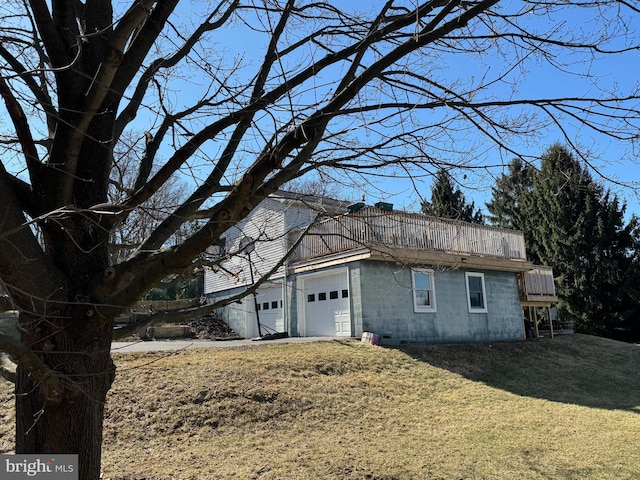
top-left (589, 194), bottom-right (640, 336)
top-left (422, 169), bottom-right (484, 224)
top-left (486, 158), bottom-right (535, 230)
top-left (528, 145), bottom-right (603, 329)
top-left (488, 143), bottom-right (640, 336)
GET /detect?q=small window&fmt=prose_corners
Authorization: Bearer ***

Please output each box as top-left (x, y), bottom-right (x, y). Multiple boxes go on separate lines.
top-left (412, 269), bottom-right (436, 313)
top-left (329, 290), bottom-right (338, 300)
top-left (263, 302), bottom-right (269, 310)
top-left (271, 301), bottom-right (278, 309)
top-left (256, 303), bottom-right (261, 311)
top-left (318, 292), bottom-right (327, 301)
top-left (307, 294), bottom-right (315, 302)
top-left (342, 289), bottom-right (349, 298)
top-left (465, 272), bottom-right (487, 313)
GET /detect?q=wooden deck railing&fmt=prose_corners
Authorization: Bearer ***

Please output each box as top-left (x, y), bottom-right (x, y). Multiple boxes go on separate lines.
top-left (288, 207), bottom-right (527, 263)
top-left (517, 265), bottom-right (557, 299)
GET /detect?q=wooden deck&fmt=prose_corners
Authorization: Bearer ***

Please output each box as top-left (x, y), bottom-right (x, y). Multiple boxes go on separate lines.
top-left (288, 206), bottom-right (527, 265)
top-left (287, 207), bottom-right (557, 301)
top-left (518, 265), bottom-right (558, 304)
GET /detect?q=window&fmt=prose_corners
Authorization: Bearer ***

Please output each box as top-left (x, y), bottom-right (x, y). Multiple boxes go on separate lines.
top-left (318, 292), bottom-right (327, 301)
top-left (262, 302), bottom-right (269, 310)
top-left (465, 272), bottom-right (487, 313)
top-left (411, 269), bottom-right (436, 313)
top-left (307, 294), bottom-right (315, 302)
top-left (329, 290), bottom-right (338, 300)
top-left (342, 289), bottom-right (349, 298)
top-left (271, 301), bottom-right (278, 309)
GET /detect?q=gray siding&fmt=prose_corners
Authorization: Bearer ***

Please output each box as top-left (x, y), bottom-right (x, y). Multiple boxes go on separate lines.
top-left (204, 199), bottom-right (287, 293)
top-left (355, 260), bottom-right (523, 345)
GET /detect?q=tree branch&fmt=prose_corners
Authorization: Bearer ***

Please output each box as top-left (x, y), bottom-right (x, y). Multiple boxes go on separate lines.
top-left (112, 211), bottom-right (318, 338)
top-left (0, 333), bottom-right (64, 404)
top-left (116, 0), bottom-right (433, 218)
top-left (28, 0), bottom-right (70, 68)
top-left (0, 75), bottom-right (43, 187)
top-left (0, 44), bottom-right (57, 132)
top-left (109, 0), bottom-right (181, 103)
top-left (113, 0), bottom-right (239, 141)
top-left (0, 164), bottom-right (68, 314)
top-left (132, 0), bottom-right (296, 254)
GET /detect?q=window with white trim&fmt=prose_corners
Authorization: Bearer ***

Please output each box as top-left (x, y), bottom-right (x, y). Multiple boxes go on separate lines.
top-left (411, 269), bottom-right (436, 312)
top-left (465, 272), bottom-right (487, 313)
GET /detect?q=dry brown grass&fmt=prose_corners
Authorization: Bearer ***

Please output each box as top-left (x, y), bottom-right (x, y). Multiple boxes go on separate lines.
top-left (2, 335), bottom-right (640, 479)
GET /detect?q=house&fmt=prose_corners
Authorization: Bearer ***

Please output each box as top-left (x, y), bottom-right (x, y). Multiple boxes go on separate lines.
top-left (204, 191), bottom-right (557, 344)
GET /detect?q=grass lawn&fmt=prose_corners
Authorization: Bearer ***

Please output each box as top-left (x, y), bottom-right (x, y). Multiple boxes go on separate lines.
top-left (2, 334), bottom-right (640, 479)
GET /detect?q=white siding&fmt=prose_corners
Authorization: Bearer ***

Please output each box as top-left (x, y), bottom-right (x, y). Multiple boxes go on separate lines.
top-left (283, 200), bottom-right (320, 231)
top-left (204, 198), bottom-right (319, 294)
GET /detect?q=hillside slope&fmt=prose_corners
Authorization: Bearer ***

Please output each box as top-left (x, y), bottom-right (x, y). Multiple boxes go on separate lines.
top-left (1, 334), bottom-right (639, 479)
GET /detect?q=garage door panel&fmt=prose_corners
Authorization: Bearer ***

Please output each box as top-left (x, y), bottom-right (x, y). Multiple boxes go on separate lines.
top-left (254, 286), bottom-right (284, 336)
top-left (303, 272), bottom-right (351, 337)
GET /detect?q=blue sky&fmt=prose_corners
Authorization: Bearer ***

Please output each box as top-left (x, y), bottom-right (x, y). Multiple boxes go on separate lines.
top-left (2, 1), bottom-right (638, 220)
top-left (347, 2), bottom-right (640, 216)
top-left (118, 1), bottom-right (640, 220)
top-left (181, 1), bottom-right (640, 217)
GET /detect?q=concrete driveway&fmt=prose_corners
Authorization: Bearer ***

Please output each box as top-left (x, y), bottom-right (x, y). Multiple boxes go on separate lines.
top-left (2, 311), bottom-right (335, 353)
top-left (111, 336), bottom-right (336, 353)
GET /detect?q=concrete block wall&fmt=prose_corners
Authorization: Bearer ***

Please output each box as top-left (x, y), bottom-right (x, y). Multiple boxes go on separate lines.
top-left (356, 260), bottom-right (524, 345)
top-left (206, 287), bottom-right (251, 338)
top-left (286, 279), bottom-right (299, 336)
top-left (211, 259), bottom-right (524, 344)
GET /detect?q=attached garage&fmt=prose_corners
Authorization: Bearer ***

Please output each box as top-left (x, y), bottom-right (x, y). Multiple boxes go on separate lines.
top-left (253, 285), bottom-right (285, 337)
top-left (299, 269), bottom-right (351, 337)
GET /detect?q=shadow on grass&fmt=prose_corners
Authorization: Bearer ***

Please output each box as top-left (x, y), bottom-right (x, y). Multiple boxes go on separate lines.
top-left (396, 334), bottom-right (640, 413)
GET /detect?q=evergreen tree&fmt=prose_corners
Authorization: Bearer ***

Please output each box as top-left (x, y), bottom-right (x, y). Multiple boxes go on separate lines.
top-left (528, 144), bottom-right (603, 330)
top-left (422, 169), bottom-right (484, 224)
top-left (589, 194), bottom-right (640, 337)
top-left (488, 143), bottom-right (640, 337)
top-left (486, 158), bottom-right (535, 230)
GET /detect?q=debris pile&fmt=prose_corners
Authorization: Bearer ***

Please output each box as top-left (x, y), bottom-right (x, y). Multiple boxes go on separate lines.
top-left (186, 314), bottom-right (242, 340)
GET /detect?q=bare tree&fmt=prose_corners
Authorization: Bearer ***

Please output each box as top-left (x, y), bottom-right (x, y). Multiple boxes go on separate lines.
top-left (284, 176), bottom-right (344, 199)
top-left (0, 1), bottom-right (639, 478)
top-left (108, 132), bottom-right (194, 264)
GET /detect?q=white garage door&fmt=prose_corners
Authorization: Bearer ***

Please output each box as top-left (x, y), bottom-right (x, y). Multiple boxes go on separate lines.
top-left (303, 271), bottom-right (351, 337)
top-left (254, 286), bottom-right (284, 337)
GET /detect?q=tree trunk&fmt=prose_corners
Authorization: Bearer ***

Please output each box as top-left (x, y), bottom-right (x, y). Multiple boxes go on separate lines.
top-left (14, 316), bottom-right (115, 480)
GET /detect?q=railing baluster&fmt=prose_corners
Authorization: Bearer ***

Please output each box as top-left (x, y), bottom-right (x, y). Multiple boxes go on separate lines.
top-left (288, 207), bottom-right (528, 264)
